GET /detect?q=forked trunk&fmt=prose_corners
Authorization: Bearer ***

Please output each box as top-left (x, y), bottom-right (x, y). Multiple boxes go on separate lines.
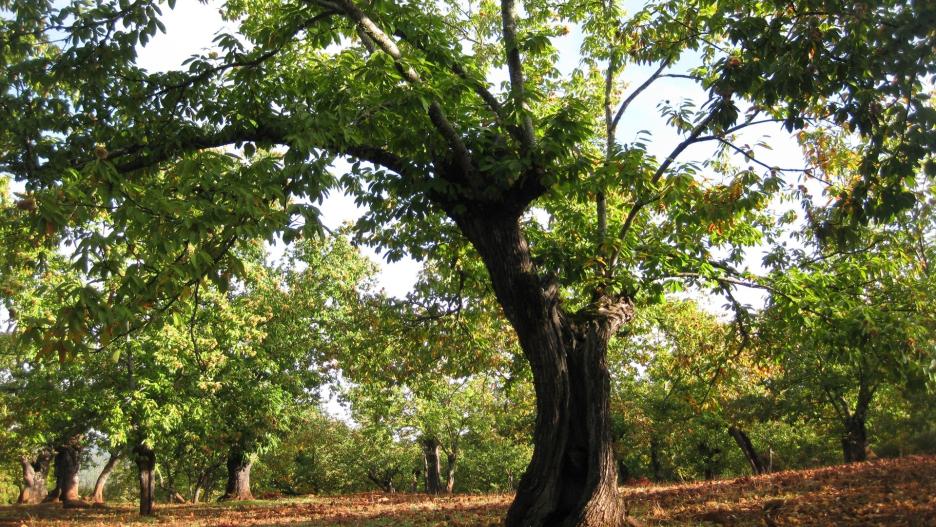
top-left (841, 415), bottom-right (868, 463)
top-left (92, 450), bottom-right (123, 504)
top-left (134, 444), bottom-right (156, 516)
top-left (44, 442), bottom-right (82, 503)
top-left (422, 438), bottom-right (443, 494)
top-left (219, 448), bottom-right (254, 501)
top-left (17, 450), bottom-right (51, 504)
top-left (191, 461), bottom-right (221, 503)
top-left (366, 467), bottom-right (398, 493)
top-left (728, 426), bottom-right (766, 475)
top-left (444, 450), bottom-right (457, 493)
top-left (841, 382), bottom-right (874, 463)
top-left (459, 214), bottom-right (633, 527)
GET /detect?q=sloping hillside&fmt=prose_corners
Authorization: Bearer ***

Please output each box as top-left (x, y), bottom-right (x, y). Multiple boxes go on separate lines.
top-left (1, 456), bottom-right (934, 526)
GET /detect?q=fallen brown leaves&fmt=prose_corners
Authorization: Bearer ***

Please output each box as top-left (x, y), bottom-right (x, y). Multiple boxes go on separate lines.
top-left (2, 456), bottom-right (934, 527)
top-left (622, 455), bottom-right (936, 526)
top-left (0, 492), bottom-right (510, 527)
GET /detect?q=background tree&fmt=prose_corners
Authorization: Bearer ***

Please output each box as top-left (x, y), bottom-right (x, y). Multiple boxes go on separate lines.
top-left (760, 231), bottom-right (935, 460)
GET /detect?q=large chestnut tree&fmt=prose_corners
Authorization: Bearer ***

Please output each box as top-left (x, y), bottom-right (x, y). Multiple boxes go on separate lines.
top-left (2, 0), bottom-right (934, 524)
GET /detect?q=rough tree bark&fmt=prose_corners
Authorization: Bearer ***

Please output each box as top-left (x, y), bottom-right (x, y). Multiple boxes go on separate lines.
top-left (91, 450), bottom-right (123, 504)
top-left (455, 213), bottom-right (633, 527)
top-left (444, 450), bottom-right (457, 494)
top-left (219, 448), bottom-right (254, 501)
top-left (44, 440), bottom-right (82, 503)
top-left (421, 438), bottom-right (443, 494)
top-left (17, 450), bottom-right (52, 504)
top-left (728, 426), bottom-right (766, 475)
top-left (134, 444), bottom-right (156, 516)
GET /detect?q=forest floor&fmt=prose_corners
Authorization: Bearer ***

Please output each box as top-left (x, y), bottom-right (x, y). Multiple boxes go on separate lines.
top-left (1, 455), bottom-right (934, 526)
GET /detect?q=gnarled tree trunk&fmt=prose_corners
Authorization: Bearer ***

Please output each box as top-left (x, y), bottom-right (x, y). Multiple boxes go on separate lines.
top-left (728, 426), bottom-right (766, 475)
top-left (92, 450), bottom-right (123, 504)
top-left (17, 450), bottom-right (52, 504)
top-left (44, 440), bottom-right (82, 503)
top-left (219, 448), bottom-right (254, 501)
top-left (134, 444), bottom-right (156, 516)
top-left (421, 437), bottom-right (443, 494)
top-left (457, 214), bottom-right (633, 527)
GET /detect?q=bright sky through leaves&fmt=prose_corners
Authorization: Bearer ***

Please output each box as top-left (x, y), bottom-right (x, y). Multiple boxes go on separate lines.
top-left (126, 0), bottom-right (808, 309)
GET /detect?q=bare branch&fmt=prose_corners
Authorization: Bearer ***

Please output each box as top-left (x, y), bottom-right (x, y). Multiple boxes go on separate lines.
top-left (395, 30), bottom-right (507, 124)
top-left (500, 0), bottom-right (535, 152)
top-left (615, 109), bottom-right (717, 243)
top-left (100, 120), bottom-right (414, 181)
top-left (599, 52), bottom-right (619, 247)
top-left (695, 117), bottom-right (787, 139)
top-left (317, 0), bottom-right (475, 182)
top-left (659, 73), bottom-right (703, 81)
top-left (712, 137), bottom-right (809, 174)
top-left (611, 60), bottom-right (670, 132)
top-left (671, 272), bottom-right (771, 291)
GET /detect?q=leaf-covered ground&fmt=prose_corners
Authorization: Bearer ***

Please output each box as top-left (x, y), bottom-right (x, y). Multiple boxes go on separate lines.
top-left (623, 455), bottom-right (936, 526)
top-left (2, 456), bottom-right (934, 526)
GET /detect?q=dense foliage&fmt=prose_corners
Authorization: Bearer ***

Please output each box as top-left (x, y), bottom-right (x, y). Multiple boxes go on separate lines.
top-left (1, 0), bottom-right (935, 525)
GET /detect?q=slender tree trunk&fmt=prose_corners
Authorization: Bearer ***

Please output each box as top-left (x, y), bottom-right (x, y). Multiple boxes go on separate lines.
top-left (649, 437), bottom-right (663, 482)
top-left (728, 426), bottom-right (766, 475)
top-left (219, 448), bottom-right (254, 501)
top-left (191, 461), bottom-right (221, 503)
top-left (92, 450), bottom-right (123, 504)
top-left (444, 450), bottom-right (457, 494)
top-left (421, 438), bottom-right (443, 494)
top-left (17, 450), bottom-right (51, 504)
top-left (134, 444), bottom-right (156, 516)
top-left (44, 441), bottom-right (82, 503)
top-left (457, 214), bottom-right (633, 527)
top-left (203, 473), bottom-right (220, 502)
